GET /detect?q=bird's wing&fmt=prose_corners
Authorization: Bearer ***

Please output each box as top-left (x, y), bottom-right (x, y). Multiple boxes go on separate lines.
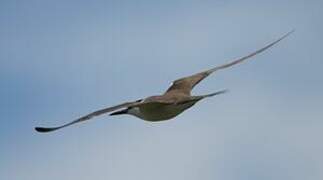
top-left (165, 30), bottom-right (294, 95)
top-left (34, 99), bottom-right (161, 133)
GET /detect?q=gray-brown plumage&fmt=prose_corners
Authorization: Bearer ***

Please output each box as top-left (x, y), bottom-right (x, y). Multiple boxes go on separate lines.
top-left (35, 30), bottom-right (293, 133)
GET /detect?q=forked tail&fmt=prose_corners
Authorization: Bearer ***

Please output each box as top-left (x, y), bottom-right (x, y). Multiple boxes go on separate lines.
top-left (201, 89), bottom-right (228, 98)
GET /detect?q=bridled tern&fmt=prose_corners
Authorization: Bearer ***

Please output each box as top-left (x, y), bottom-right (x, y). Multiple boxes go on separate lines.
top-left (35, 31), bottom-right (293, 133)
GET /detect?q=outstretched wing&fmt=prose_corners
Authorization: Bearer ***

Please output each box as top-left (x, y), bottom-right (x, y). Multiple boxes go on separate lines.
top-left (165, 30), bottom-right (294, 95)
top-left (35, 100), bottom-right (143, 133)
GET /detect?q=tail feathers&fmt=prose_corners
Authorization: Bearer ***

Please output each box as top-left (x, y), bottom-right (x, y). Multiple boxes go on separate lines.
top-left (202, 89), bottom-right (228, 98)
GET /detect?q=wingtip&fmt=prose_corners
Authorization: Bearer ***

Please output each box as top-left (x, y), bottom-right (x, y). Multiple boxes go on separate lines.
top-left (35, 127), bottom-right (55, 133)
top-left (222, 89), bottom-right (229, 93)
top-left (217, 89), bottom-right (229, 95)
top-left (274, 29), bottom-right (296, 44)
top-left (284, 29), bottom-right (295, 38)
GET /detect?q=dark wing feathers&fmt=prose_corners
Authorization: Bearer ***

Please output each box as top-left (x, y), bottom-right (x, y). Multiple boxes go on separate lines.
top-left (35, 101), bottom-right (143, 133)
top-left (166, 30), bottom-right (294, 95)
top-left (35, 98), bottom-right (176, 133)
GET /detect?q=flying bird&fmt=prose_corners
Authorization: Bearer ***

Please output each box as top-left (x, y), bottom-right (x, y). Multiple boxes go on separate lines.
top-left (35, 31), bottom-right (294, 133)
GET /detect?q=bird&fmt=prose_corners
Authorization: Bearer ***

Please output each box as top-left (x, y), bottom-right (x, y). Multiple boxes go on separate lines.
top-left (35, 30), bottom-right (294, 133)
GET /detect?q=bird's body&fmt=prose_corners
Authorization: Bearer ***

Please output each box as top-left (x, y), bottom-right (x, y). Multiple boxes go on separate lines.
top-left (117, 95), bottom-right (199, 121)
top-left (111, 90), bottom-right (227, 121)
top-left (35, 31), bottom-right (294, 133)
top-left (127, 101), bottom-right (196, 121)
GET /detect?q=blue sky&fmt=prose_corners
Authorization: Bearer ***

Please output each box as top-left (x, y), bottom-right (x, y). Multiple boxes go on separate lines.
top-left (1, 0), bottom-right (323, 179)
